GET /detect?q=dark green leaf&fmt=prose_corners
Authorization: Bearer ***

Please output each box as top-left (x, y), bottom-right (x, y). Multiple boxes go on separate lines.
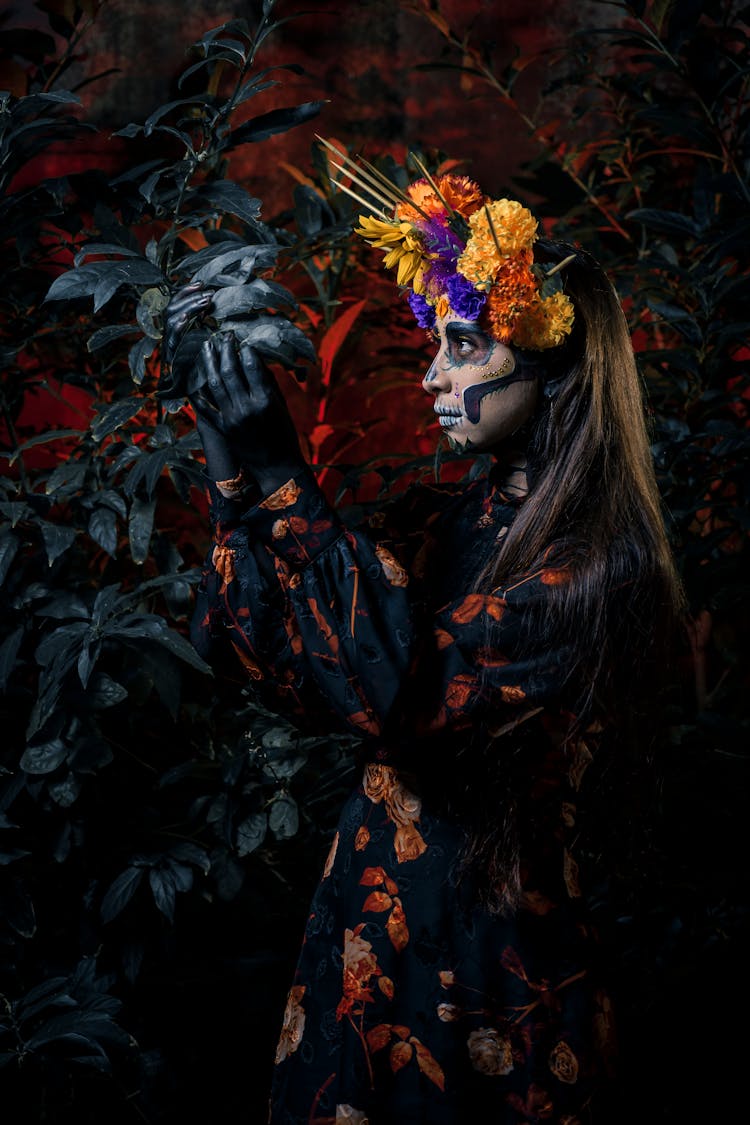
top-left (113, 615), bottom-right (212, 673)
top-left (228, 100), bottom-right (324, 145)
top-left (45, 259), bottom-right (163, 305)
top-left (87, 673), bottom-right (128, 709)
top-left (16, 977), bottom-right (70, 1018)
top-left (38, 521), bottom-right (76, 565)
top-left (90, 399), bottom-right (144, 442)
top-left (189, 180), bottom-right (263, 226)
top-left (35, 621), bottom-right (88, 666)
top-left (101, 867), bottom-right (144, 922)
top-left (236, 812), bottom-right (267, 856)
top-left (0, 531), bottom-right (20, 588)
top-left (128, 496), bottom-right (156, 564)
top-left (129, 337), bottom-right (155, 385)
top-left (149, 868), bottom-right (176, 923)
top-left (0, 627), bottom-right (24, 691)
top-left (167, 862), bottom-right (193, 893)
top-left (48, 772), bottom-right (81, 808)
top-left (268, 795), bottom-right (299, 840)
top-left (626, 209), bottom-right (701, 237)
top-left (225, 314), bottom-right (316, 367)
top-left (74, 243), bottom-right (141, 266)
top-left (212, 278), bottom-right (296, 320)
top-left (185, 243), bottom-right (278, 283)
top-left (141, 448), bottom-right (170, 497)
top-left (293, 183), bottom-right (328, 238)
top-left (10, 429), bottom-right (82, 463)
top-left (87, 325), bottom-right (140, 353)
top-left (88, 587), bottom-right (119, 627)
top-left (20, 737), bottom-right (68, 775)
top-left (44, 461), bottom-right (87, 499)
top-left (1, 885), bottom-right (35, 938)
top-left (143, 97), bottom-right (206, 134)
top-left (77, 639), bottom-right (100, 689)
top-left (88, 507), bottom-right (118, 557)
top-left (169, 842), bottom-right (211, 872)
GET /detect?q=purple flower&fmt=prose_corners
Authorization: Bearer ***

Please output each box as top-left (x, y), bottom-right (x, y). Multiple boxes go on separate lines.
top-left (408, 290), bottom-right (436, 330)
top-left (445, 273), bottom-right (486, 321)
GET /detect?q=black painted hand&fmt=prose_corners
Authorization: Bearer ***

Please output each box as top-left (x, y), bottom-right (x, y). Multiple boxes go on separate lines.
top-left (195, 332), bottom-right (305, 495)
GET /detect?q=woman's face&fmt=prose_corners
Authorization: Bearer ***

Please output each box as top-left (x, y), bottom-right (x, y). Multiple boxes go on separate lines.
top-left (422, 313), bottom-right (539, 453)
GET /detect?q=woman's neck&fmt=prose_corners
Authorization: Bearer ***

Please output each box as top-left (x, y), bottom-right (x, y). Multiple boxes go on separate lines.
top-left (492, 444), bottom-right (530, 501)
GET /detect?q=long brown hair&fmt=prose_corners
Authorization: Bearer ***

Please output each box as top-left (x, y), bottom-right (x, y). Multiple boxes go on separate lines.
top-left (461, 239), bottom-right (688, 913)
top-left (481, 239), bottom-right (686, 720)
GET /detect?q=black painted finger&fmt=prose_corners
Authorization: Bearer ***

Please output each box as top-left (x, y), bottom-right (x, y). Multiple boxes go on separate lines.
top-left (201, 340), bottom-right (232, 407)
top-left (216, 333), bottom-right (243, 384)
top-left (238, 341), bottom-right (261, 378)
top-left (163, 293), bottom-right (213, 366)
top-left (189, 387), bottom-right (221, 422)
top-left (165, 291), bottom-right (213, 331)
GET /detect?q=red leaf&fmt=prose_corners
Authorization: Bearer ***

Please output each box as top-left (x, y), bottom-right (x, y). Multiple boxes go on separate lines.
top-left (319, 299), bottom-right (367, 386)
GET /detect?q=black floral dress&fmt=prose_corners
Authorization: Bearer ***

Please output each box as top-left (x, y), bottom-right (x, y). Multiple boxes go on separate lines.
top-left (192, 464), bottom-right (617, 1125)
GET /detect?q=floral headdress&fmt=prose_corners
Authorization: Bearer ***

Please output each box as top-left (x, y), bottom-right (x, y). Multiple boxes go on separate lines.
top-left (319, 138), bottom-right (575, 351)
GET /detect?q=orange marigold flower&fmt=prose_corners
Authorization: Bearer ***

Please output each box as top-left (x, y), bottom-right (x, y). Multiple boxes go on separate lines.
top-left (396, 174), bottom-right (485, 223)
top-left (481, 257), bottom-right (538, 339)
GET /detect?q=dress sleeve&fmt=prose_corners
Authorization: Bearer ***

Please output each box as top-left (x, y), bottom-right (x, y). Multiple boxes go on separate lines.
top-left (190, 468), bottom-right (573, 740)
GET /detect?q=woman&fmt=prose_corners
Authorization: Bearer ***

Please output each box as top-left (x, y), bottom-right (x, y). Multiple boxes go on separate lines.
top-left (164, 165), bottom-right (684, 1124)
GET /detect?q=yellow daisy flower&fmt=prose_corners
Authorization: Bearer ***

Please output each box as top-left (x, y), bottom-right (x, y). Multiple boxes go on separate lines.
top-left (354, 215), bottom-right (430, 291)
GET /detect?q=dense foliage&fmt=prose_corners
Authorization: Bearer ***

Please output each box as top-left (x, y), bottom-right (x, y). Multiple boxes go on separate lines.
top-left (1, 0), bottom-right (747, 1120)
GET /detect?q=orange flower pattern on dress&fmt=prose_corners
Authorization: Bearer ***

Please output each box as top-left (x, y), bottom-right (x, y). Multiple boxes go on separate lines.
top-left (549, 1040), bottom-right (579, 1084)
top-left (337, 924), bottom-right (382, 1022)
top-left (195, 469), bottom-right (613, 1122)
top-left (362, 764), bottom-right (426, 863)
top-left (360, 866), bottom-right (409, 952)
top-left (211, 543), bottom-right (235, 587)
top-left (275, 984), bottom-right (306, 1064)
top-left (322, 830), bottom-right (339, 879)
top-left (467, 1027), bottom-right (515, 1076)
top-left (374, 544), bottom-right (408, 587)
top-left (260, 478), bottom-right (301, 509)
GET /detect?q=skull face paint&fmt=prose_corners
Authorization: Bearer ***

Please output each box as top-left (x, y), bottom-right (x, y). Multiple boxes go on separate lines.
top-left (421, 315), bottom-right (539, 452)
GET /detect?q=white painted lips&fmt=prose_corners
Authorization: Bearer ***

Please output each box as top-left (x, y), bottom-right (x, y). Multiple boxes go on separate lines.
top-left (435, 406), bottom-right (463, 428)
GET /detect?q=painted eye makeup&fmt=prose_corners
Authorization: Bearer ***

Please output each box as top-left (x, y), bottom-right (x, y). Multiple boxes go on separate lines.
top-left (444, 322), bottom-right (493, 366)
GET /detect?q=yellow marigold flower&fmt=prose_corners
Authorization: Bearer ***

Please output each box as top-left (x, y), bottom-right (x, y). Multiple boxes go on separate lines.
top-left (396, 175), bottom-right (485, 223)
top-left (435, 294), bottom-right (450, 318)
top-left (458, 200), bottom-right (538, 287)
top-left (513, 290), bottom-right (575, 350)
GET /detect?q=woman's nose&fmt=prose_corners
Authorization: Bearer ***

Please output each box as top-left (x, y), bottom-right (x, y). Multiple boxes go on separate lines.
top-left (421, 352), bottom-right (451, 394)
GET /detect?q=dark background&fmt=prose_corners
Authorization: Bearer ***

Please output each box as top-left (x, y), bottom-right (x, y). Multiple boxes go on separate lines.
top-left (1, 1), bottom-right (748, 1123)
